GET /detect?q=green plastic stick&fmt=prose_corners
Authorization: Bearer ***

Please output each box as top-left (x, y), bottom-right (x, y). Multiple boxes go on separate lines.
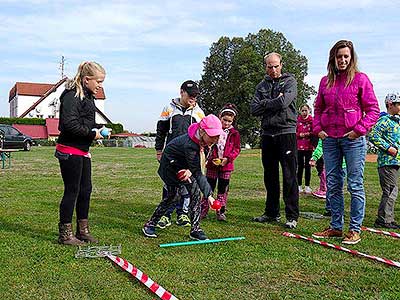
top-left (159, 236), bottom-right (245, 248)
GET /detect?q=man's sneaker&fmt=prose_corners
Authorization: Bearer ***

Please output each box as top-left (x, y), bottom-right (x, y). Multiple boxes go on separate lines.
top-left (312, 227), bottom-right (343, 239)
top-left (285, 219), bottom-right (297, 229)
top-left (298, 186), bottom-right (303, 193)
top-left (252, 214), bottom-right (281, 223)
top-left (142, 225), bottom-right (157, 238)
top-left (374, 219), bottom-right (399, 229)
top-left (156, 216), bottom-right (171, 229)
top-left (304, 186), bottom-right (312, 194)
top-left (189, 229), bottom-right (208, 241)
top-left (342, 231), bottom-right (361, 245)
top-left (176, 214), bottom-right (191, 227)
top-left (312, 190), bottom-right (326, 199)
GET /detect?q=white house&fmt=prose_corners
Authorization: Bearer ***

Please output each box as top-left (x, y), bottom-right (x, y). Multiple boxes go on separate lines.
top-left (8, 78), bottom-right (112, 124)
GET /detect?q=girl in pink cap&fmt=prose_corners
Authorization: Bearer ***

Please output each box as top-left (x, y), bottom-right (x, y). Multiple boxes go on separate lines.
top-left (142, 114), bottom-right (224, 240)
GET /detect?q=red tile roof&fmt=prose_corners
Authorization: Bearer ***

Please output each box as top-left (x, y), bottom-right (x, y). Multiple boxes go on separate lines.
top-left (9, 80), bottom-right (106, 102)
top-left (9, 82), bottom-right (54, 101)
top-left (13, 124), bottom-right (48, 139)
top-left (45, 118), bottom-right (60, 136)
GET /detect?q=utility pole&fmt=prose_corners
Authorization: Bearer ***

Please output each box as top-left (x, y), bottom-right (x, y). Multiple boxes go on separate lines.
top-left (59, 56), bottom-right (66, 79)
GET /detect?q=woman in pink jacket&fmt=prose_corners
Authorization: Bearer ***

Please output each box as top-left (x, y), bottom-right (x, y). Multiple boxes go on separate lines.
top-left (312, 40), bottom-right (379, 245)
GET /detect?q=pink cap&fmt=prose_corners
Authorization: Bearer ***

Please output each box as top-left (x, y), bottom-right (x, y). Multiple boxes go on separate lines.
top-left (199, 114), bottom-right (224, 137)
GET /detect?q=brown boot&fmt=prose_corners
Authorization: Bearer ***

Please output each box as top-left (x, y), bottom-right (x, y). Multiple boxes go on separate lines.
top-left (76, 219), bottom-right (98, 243)
top-left (58, 223), bottom-right (85, 246)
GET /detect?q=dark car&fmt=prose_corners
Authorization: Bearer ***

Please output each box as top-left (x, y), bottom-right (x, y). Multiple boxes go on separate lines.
top-left (0, 124), bottom-right (33, 151)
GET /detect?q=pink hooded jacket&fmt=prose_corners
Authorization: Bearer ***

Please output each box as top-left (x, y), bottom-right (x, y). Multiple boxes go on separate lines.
top-left (296, 114), bottom-right (314, 151)
top-left (313, 72), bottom-right (379, 138)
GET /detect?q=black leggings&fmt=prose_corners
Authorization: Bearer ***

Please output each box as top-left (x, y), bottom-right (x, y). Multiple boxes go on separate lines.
top-left (57, 152), bottom-right (92, 223)
top-left (297, 150), bottom-right (312, 186)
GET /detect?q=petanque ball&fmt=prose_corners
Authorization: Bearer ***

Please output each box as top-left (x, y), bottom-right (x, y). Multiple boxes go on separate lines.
top-left (100, 128), bottom-right (110, 138)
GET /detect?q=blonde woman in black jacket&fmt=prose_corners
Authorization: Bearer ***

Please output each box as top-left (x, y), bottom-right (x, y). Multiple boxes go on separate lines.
top-left (56, 61), bottom-right (106, 245)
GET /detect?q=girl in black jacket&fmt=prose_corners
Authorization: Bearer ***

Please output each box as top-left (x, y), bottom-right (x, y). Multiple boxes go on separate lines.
top-left (56, 61), bottom-right (106, 245)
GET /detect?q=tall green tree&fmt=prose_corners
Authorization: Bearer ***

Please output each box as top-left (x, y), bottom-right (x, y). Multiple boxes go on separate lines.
top-left (199, 29), bottom-right (316, 146)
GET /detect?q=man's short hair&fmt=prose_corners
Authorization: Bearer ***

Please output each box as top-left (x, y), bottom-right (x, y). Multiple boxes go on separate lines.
top-left (264, 52), bottom-right (282, 64)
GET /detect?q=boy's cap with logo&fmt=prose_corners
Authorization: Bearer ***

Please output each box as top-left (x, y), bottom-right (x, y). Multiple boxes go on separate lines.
top-left (181, 80), bottom-right (199, 97)
top-left (199, 114), bottom-right (224, 137)
top-left (385, 92), bottom-right (400, 104)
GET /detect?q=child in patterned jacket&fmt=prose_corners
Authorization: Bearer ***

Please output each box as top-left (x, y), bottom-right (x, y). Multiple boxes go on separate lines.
top-left (368, 92), bottom-right (400, 229)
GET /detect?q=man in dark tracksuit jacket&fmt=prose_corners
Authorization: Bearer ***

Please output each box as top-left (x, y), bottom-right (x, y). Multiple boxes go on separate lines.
top-left (155, 80), bottom-right (204, 228)
top-left (250, 52), bottom-right (299, 229)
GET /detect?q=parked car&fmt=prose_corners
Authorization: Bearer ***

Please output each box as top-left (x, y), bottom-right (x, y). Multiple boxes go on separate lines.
top-left (0, 124), bottom-right (33, 151)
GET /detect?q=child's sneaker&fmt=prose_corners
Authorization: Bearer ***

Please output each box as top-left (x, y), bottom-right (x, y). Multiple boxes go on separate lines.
top-left (312, 189), bottom-right (326, 199)
top-left (216, 212), bottom-right (226, 221)
top-left (156, 216), bottom-right (171, 229)
top-left (285, 219), bottom-right (297, 229)
top-left (342, 231), bottom-right (361, 245)
top-left (189, 229), bottom-right (208, 241)
top-left (176, 214), bottom-right (191, 227)
top-left (304, 186), bottom-right (312, 194)
top-left (142, 225), bottom-right (157, 238)
top-left (374, 219), bottom-right (400, 229)
top-left (298, 186), bottom-right (303, 193)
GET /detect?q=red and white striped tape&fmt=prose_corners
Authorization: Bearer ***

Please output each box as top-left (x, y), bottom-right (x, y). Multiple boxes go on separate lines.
top-left (361, 226), bottom-right (400, 239)
top-left (106, 254), bottom-right (179, 300)
top-left (282, 232), bottom-right (400, 268)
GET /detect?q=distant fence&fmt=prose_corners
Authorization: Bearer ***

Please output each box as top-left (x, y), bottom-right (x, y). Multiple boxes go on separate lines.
top-left (102, 136), bottom-right (155, 148)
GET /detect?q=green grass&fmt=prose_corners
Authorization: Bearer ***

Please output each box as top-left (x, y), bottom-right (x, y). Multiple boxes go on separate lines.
top-left (1, 147), bottom-right (400, 299)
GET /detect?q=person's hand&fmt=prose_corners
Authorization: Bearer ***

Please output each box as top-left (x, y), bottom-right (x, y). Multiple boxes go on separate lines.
top-left (318, 131), bottom-right (328, 140)
top-left (156, 150), bottom-right (163, 161)
top-left (388, 146), bottom-right (398, 157)
top-left (299, 132), bottom-right (304, 138)
top-left (220, 158), bottom-right (229, 167)
top-left (309, 159), bottom-right (316, 167)
top-left (208, 195), bottom-right (216, 207)
top-left (177, 169), bottom-right (192, 181)
top-left (343, 130), bottom-right (359, 140)
top-left (92, 128), bottom-right (103, 140)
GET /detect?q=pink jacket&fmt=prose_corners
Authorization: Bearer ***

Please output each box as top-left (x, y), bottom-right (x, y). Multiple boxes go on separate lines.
top-left (206, 127), bottom-right (241, 172)
top-left (296, 115), bottom-right (314, 151)
top-left (313, 72), bottom-right (380, 138)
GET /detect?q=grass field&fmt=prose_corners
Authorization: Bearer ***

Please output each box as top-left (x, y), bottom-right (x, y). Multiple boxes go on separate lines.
top-left (1, 146), bottom-right (400, 300)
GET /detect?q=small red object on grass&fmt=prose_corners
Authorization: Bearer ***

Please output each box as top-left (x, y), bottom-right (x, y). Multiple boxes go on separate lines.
top-left (211, 200), bottom-right (222, 210)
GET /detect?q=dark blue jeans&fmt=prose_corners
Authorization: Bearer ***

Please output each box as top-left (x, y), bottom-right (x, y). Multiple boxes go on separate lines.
top-left (323, 136), bottom-right (366, 232)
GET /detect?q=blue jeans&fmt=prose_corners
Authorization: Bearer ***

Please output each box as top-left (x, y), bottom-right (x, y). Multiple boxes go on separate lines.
top-left (323, 136), bottom-right (366, 232)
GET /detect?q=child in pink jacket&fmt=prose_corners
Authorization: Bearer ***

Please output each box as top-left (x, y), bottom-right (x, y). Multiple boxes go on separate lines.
top-left (296, 104), bottom-right (314, 194)
top-left (201, 104), bottom-right (241, 221)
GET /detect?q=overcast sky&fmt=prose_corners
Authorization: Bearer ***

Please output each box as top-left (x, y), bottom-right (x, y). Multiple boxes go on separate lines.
top-left (0, 0), bottom-right (399, 132)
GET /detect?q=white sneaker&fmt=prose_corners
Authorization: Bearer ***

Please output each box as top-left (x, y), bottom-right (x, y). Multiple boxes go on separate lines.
top-left (304, 186), bottom-right (312, 194)
top-left (285, 219), bottom-right (297, 229)
top-left (298, 186), bottom-right (303, 193)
